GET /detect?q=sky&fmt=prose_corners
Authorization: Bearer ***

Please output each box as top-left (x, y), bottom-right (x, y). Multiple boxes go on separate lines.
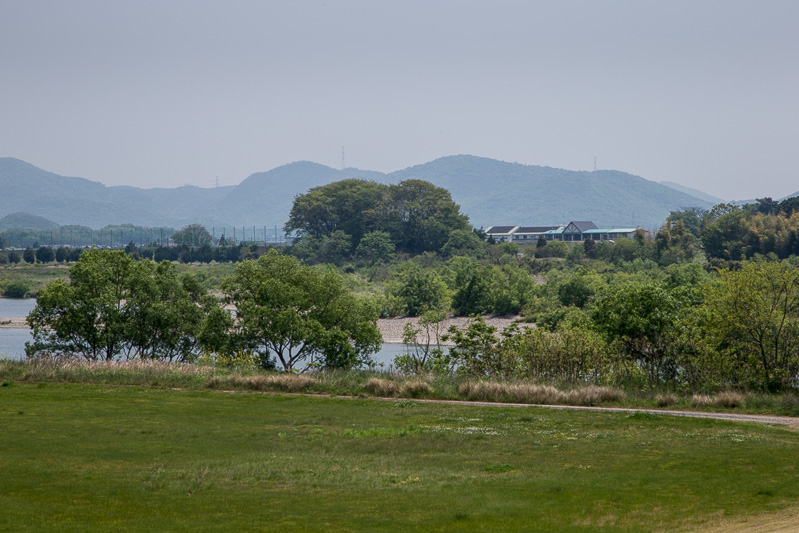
top-left (1, 0), bottom-right (797, 200)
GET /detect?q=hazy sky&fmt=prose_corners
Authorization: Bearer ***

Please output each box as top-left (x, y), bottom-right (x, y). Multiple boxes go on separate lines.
top-left (2, 0), bottom-right (797, 199)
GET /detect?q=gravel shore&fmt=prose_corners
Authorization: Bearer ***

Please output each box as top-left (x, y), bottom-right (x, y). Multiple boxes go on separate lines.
top-left (378, 315), bottom-right (522, 344)
top-left (0, 318), bottom-right (27, 328)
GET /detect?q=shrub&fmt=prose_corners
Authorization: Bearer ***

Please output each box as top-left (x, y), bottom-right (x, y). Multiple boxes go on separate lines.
top-left (365, 377), bottom-right (399, 397)
top-left (400, 380), bottom-right (432, 398)
top-left (3, 281), bottom-right (30, 298)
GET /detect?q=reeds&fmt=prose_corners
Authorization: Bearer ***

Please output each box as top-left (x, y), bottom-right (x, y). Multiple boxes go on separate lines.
top-left (458, 381), bottom-right (624, 406)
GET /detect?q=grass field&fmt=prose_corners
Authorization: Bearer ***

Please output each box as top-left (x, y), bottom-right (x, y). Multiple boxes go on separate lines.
top-left (2, 383), bottom-right (799, 531)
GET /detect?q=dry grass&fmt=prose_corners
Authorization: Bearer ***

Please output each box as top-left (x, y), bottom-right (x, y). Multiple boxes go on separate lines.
top-left (691, 391), bottom-right (747, 409)
top-left (207, 374), bottom-right (318, 393)
top-left (457, 381), bottom-right (624, 406)
top-left (656, 393), bottom-right (679, 407)
top-left (364, 377), bottom-right (399, 396)
top-left (400, 380), bottom-right (433, 398)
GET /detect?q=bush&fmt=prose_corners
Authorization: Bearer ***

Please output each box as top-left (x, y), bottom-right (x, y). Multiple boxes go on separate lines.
top-left (3, 281), bottom-right (30, 298)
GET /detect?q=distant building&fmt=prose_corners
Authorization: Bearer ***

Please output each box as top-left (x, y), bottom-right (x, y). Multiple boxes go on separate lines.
top-left (485, 221), bottom-right (637, 243)
top-left (484, 226), bottom-right (519, 242)
top-left (510, 226), bottom-right (562, 242)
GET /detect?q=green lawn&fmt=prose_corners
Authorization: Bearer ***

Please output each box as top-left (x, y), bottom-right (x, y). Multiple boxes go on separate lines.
top-left (2, 383), bottom-right (798, 531)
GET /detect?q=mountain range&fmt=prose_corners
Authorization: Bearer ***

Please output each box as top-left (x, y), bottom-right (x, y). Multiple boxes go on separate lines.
top-left (0, 155), bottom-right (742, 231)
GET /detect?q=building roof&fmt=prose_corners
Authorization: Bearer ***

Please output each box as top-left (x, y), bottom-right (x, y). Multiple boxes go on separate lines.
top-left (583, 228), bottom-right (637, 234)
top-left (485, 225), bottom-right (518, 234)
top-left (515, 226), bottom-right (562, 233)
top-left (568, 221), bottom-right (599, 232)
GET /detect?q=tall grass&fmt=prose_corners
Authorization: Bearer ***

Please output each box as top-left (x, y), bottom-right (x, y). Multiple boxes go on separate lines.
top-left (2, 357), bottom-right (798, 414)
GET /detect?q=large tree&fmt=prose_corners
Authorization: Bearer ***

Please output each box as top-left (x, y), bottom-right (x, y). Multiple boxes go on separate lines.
top-left (284, 178), bottom-right (471, 258)
top-left (223, 249), bottom-right (381, 371)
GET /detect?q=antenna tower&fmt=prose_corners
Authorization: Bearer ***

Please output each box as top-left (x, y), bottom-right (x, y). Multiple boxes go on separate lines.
top-left (341, 147), bottom-right (345, 170)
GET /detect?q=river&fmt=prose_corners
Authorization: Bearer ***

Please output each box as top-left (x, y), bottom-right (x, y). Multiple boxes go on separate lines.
top-left (0, 298), bottom-right (412, 366)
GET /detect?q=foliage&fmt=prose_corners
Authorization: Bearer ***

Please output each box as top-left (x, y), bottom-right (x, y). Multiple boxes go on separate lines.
top-left (171, 224), bottom-right (213, 246)
top-left (34, 246), bottom-right (55, 263)
top-left (22, 247), bottom-right (35, 264)
top-left (697, 260), bottom-right (799, 390)
top-left (26, 249), bottom-right (219, 362)
top-left (355, 230), bottom-right (396, 264)
top-left (223, 249), bottom-right (381, 371)
top-left (3, 280), bottom-right (30, 298)
top-left (393, 310), bottom-right (450, 374)
top-left (285, 178), bottom-right (471, 259)
top-left (592, 282), bottom-right (683, 385)
top-left (388, 263), bottom-right (450, 316)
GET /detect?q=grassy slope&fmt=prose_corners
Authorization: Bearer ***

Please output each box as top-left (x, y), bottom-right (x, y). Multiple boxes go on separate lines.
top-left (2, 383), bottom-right (798, 531)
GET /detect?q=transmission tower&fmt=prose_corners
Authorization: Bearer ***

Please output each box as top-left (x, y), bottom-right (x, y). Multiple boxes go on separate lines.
top-left (341, 146), bottom-right (345, 170)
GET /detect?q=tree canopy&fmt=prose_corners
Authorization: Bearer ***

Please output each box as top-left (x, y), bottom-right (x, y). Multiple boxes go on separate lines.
top-left (223, 249), bottom-right (382, 371)
top-left (284, 178), bottom-right (471, 261)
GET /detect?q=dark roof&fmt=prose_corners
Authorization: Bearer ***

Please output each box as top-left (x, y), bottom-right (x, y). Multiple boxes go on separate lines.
top-left (516, 226), bottom-right (561, 233)
top-left (485, 225), bottom-right (517, 234)
top-left (569, 221), bottom-right (598, 232)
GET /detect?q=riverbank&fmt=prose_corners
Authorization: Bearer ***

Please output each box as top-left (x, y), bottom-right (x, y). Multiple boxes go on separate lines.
top-left (0, 317), bottom-right (27, 328)
top-left (377, 315), bottom-right (522, 343)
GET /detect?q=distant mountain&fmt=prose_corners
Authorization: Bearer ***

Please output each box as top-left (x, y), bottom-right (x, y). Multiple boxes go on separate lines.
top-left (0, 155), bottom-right (716, 231)
top-left (388, 156), bottom-right (715, 229)
top-left (0, 212), bottom-right (58, 231)
top-left (659, 181), bottom-right (724, 206)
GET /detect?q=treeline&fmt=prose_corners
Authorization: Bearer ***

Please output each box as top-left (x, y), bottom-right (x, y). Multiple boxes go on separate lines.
top-left (27, 249), bottom-right (380, 372)
top-left (411, 259), bottom-right (799, 392)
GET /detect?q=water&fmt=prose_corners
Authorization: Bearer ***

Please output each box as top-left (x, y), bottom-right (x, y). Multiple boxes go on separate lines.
top-left (0, 298), bottom-right (36, 360)
top-left (0, 298), bottom-right (36, 318)
top-left (0, 298), bottom-right (416, 365)
top-left (0, 329), bottom-right (31, 360)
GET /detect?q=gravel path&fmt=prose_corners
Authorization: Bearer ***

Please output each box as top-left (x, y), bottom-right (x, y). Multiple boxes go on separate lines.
top-left (388, 397), bottom-right (799, 426)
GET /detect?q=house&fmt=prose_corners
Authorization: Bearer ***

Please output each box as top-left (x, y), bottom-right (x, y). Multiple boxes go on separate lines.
top-left (486, 221), bottom-right (638, 243)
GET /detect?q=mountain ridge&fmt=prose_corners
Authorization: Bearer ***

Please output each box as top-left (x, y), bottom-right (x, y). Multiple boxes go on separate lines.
top-left (0, 155), bottom-right (717, 230)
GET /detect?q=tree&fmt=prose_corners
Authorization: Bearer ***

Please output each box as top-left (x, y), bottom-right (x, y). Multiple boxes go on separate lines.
top-left (172, 224), bottom-right (213, 247)
top-left (55, 247), bottom-right (69, 263)
top-left (285, 179), bottom-right (384, 246)
top-left (123, 261), bottom-right (217, 361)
top-left (23, 247), bottom-right (35, 264)
top-left (390, 263), bottom-right (450, 316)
top-left (8, 251), bottom-right (21, 264)
top-left (698, 260), bottom-right (799, 390)
top-left (592, 282), bottom-right (683, 385)
top-left (35, 246), bottom-right (55, 263)
top-left (583, 237), bottom-right (597, 259)
top-left (27, 249), bottom-right (220, 362)
top-left (223, 249), bottom-right (381, 371)
top-left (440, 229), bottom-right (487, 258)
top-left (28, 250), bottom-right (135, 360)
top-left (355, 230), bottom-right (396, 264)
